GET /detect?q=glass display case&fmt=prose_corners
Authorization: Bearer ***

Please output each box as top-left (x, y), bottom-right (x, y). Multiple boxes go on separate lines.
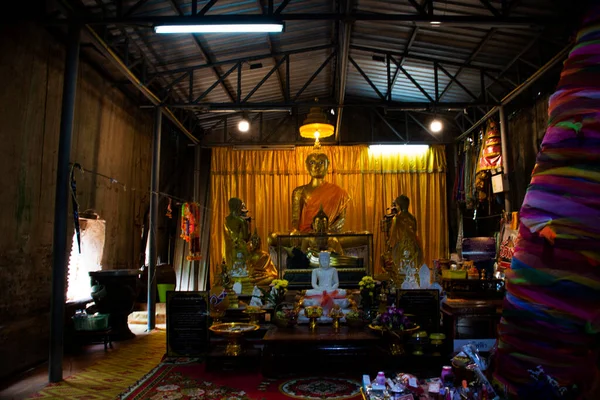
top-left (268, 232), bottom-right (373, 289)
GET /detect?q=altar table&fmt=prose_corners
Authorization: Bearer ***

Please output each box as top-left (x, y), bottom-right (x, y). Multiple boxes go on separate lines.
top-left (261, 325), bottom-right (384, 377)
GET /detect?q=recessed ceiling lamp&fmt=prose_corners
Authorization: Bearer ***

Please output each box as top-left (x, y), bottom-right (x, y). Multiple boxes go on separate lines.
top-left (430, 119), bottom-right (443, 133)
top-left (299, 99), bottom-right (334, 149)
top-left (238, 115), bottom-right (250, 132)
top-left (155, 21), bottom-right (284, 34)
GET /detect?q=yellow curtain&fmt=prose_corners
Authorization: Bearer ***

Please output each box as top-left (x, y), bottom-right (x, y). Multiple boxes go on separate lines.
top-left (209, 145), bottom-right (448, 285)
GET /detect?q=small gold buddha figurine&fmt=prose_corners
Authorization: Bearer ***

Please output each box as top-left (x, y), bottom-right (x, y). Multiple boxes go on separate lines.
top-left (246, 228), bottom-right (278, 286)
top-left (301, 205), bottom-right (344, 256)
top-left (224, 197), bottom-right (250, 267)
top-left (388, 195), bottom-right (423, 270)
top-left (291, 151), bottom-right (350, 233)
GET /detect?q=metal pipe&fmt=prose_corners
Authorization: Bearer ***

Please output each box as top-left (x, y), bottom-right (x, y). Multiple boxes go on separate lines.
top-left (335, 0), bottom-right (352, 142)
top-left (499, 106), bottom-right (511, 212)
top-left (49, 23), bottom-right (80, 383)
top-left (455, 43), bottom-right (571, 142)
top-left (192, 144), bottom-right (201, 291)
top-left (147, 108), bottom-right (162, 331)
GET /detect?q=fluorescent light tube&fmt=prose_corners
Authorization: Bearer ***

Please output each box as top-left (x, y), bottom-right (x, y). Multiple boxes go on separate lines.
top-left (155, 24), bottom-right (284, 33)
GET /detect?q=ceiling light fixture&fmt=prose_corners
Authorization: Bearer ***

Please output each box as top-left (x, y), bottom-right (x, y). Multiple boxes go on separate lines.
top-left (430, 119), bottom-right (443, 133)
top-left (299, 99), bottom-right (334, 149)
top-left (238, 115), bottom-right (250, 132)
top-left (430, 21), bottom-right (442, 26)
top-left (155, 23), bottom-right (284, 34)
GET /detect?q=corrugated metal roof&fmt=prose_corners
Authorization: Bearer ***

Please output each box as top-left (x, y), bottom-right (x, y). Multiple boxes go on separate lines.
top-left (75, 0), bottom-right (576, 140)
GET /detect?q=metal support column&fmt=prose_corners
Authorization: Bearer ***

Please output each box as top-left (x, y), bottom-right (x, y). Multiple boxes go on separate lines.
top-left (49, 23), bottom-right (81, 384)
top-left (192, 144), bottom-right (201, 290)
top-left (148, 108), bottom-right (162, 331)
top-left (499, 106), bottom-right (511, 213)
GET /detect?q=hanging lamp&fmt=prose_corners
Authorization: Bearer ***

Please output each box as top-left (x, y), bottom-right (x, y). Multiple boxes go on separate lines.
top-left (299, 99), bottom-right (334, 148)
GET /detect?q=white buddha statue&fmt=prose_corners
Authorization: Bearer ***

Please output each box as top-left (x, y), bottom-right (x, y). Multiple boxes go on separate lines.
top-left (302, 252), bottom-right (349, 318)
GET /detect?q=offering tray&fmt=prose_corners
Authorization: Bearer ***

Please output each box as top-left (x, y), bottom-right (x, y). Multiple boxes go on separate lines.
top-left (209, 322), bottom-right (259, 356)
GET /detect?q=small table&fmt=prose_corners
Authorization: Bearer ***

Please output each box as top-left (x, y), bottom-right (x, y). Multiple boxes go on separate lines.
top-left (441, 298), bottom-right (502, 345)
top-left (262, 325), bottom-right (383, 377)
top-left (74, 328), bottom-right (113, 351)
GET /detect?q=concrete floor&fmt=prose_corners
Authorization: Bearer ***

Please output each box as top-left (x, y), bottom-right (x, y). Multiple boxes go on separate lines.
top-left (0, 324), bottom-right (156, 399)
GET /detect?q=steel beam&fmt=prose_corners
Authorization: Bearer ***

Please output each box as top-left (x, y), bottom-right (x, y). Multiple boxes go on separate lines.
top-left (437, 63), bottom-right (479, 100)
top-left (243, 56), bottom-right (286, 102)
top-left (438, 28), bottom-right (497, 101)
top-left (123, 0), bottom-right (150, 17)
top-left (148, 108), bottom-right (161, 331)
top-left (258, 0), bottom-right (287, 100)
top-left (294, 52), bottom-right (336, 101)
top-left (455, 43), bottom-right (571, 141)
top-left (390, 56), bottom-right (434, 103)
top-left (199, 0), bottom-right (219, 16)
top-left (150, 44), bottom-right (334, 77)
top-left (335, 0), bottom-right (352, 142)
top-left (168, 101), bottom-right (496, 110)
top-left (350, 45), bottom-right (503, 71)
top-left (375, 109), bottom-right (405, 141)
top-left (62, 14), bottom-right (559, 26)
top-left (349, 56), bottom-right (385, 100)
top-left (49, 22), bottom-right (80, 384)
top-left (165, 0), bottom-right (235, 102)
top-left (85, 27), bottom-right (197, 142)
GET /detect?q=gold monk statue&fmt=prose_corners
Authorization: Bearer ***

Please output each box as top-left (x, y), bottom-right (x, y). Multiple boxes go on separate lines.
top-left (224, 197), bottom-right (250, 267)
top-left (246, 228), bottom-right (278, 286)
top-left (291, 152), bottom-right (350, 233)
top-left (388, 195), bottom-right (423, 269)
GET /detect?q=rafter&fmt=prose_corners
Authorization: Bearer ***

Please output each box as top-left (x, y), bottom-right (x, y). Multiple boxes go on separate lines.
top-left (386, 26), bottom-right (419, 100)
top-left (438, 28), bottom-right (497, 101)
top-left (165, 0), bottom-right (235, 102)
top-left (258, 0), bottom-right (287, 101)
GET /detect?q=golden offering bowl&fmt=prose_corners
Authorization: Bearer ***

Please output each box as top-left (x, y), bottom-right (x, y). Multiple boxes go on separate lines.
top-left (242, 309), bottom-right (266, 324)
top-left (209, 322), bottom-right (259, 356)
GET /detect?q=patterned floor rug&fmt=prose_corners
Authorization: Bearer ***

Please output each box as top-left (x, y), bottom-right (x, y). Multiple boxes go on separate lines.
top-left (28, 329), bottom-right (166, 399)
top-left (119, 361), bottom-right (363, 400)
top-left (279, 377), bottom-right (362, 399)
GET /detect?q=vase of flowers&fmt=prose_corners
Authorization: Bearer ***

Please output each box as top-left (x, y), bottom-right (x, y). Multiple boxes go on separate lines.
top-left (370, 305), bottom-right (419, 355)
top-left (273, 302), bottom-right (298, 329)
top-left (261, 279), bottom-right (289, 308)
top-left (358, 275), bottom-right (377, 321)
top-left (345, 309), bottom-right (368, 329)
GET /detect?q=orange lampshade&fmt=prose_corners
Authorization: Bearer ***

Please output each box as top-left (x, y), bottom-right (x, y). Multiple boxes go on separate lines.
top-left (299, 106), bottom-right (335, 139)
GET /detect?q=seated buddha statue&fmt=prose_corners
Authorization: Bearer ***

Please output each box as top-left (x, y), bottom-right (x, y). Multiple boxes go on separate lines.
top-left (224, 197), bottom-right (250, 267)
top-left (292, 151), bottom-right (350, 233)
top-left (388, 195), bottom-right (423, 270)
top-left (300, 206), bottom-right (363, 268)
top-left (303, 252), bottom-right (349, 315)
top-left (246, 228), bottom-right (278, 286)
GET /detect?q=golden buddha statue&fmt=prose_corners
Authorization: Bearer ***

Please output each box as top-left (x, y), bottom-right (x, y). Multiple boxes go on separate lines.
top-left (224, 197), bottom-right (250, 267)
top-left (291, 152), bottom-right (350, 233)
top-left (388, 195), bottom-right (423, 270)
top-left (301, 206), bottom-right (361, 268)
top-left (301, 205), bottom-right (344, 256)
top-left (246, 228), bottom-right (278, 286)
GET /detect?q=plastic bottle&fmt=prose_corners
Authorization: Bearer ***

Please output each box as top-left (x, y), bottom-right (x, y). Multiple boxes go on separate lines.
top-left (376, 371), bottom-right (386, 386)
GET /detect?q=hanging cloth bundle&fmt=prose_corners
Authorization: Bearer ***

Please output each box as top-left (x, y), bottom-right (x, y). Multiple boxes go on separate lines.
top-left (180, 202), bottom-right (202, 261)
top-left (70, 163), bottom-right (83, 253)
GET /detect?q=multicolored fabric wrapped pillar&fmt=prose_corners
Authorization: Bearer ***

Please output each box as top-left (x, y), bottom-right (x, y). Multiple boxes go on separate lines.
top-left (495, 6), bottom-right (600, 397)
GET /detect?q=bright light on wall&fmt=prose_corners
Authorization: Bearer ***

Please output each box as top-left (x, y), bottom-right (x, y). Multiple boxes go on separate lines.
top-left (155, 24), bottom-right (284, 33)
top-left (430, 119), bottom-right (443, 133)
top-left (238, 119), bottom-right (250, 132)
top-left (368, 145), bottom-right (429, 156)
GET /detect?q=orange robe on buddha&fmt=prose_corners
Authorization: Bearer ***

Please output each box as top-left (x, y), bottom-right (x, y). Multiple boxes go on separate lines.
top-left (298, 182), bottom-right (350, 232)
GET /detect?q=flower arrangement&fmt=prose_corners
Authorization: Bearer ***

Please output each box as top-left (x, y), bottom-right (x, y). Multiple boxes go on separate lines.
top-left (373, 305), bottom-right (415, 331)
top-left (261, 279), bottom-right (289, 307)
top-left (274, 307), bottom-right (298, 328)
top-left (358, 275), bottom-right (376, 309)
top-left (245, 305), bottom-right (264, 313)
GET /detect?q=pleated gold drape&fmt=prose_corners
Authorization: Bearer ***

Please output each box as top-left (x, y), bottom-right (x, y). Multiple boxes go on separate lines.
top-left (209, 145), bottom-right (448, 285)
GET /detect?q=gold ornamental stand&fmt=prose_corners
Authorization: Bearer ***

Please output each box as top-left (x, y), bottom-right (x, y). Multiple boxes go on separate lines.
top-left (209, 322), bottom-right (259, 356)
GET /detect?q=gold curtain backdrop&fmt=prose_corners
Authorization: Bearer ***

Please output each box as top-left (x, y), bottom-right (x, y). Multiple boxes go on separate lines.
top-left (209, 145), bottom-right (448, 285)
